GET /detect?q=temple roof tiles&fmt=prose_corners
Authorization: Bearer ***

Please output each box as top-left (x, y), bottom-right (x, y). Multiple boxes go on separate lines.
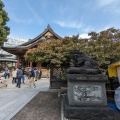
top-left (20, 24), bottom-right (62, 46)
top-left (1, 25), bottom-right (62, 55)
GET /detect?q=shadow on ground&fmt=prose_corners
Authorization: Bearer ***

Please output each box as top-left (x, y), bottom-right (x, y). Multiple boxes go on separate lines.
top-left (11, 91), bottom-right (120, 120)
top-left (11, 92), bottom-right (62, 120)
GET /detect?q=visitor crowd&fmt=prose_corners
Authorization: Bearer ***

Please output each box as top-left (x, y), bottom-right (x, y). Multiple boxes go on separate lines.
top-left (0, 66), bottom-right (42, 88)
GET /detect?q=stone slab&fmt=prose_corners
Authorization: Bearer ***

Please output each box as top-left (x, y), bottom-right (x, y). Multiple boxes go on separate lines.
top-left (67, 81), bottom-right (107, 106)
top-left (63, 94), bottom-right (115, 120)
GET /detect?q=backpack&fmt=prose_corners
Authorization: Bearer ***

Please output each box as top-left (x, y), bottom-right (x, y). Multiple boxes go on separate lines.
top-left (4, 72), bottom-right (7, 77)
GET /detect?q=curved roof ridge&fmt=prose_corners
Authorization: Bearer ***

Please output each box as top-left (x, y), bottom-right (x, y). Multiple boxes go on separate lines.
top-left (21, 25), bottom-right (62, 46)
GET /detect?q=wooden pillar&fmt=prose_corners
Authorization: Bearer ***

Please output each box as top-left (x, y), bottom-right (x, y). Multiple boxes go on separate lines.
top-left (30, 62), bottom-right (32, 67)
top-left (17, 56), bottom-right (20, 67)
top-left (36, 63), bottom-right (41, 69)
top-left (15, 63), bottom-right (17, 68)
top-left (50, 68), bottom-right (53, 81)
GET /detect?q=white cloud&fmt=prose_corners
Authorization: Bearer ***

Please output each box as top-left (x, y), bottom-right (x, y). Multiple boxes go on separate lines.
top-left (97, 0), bottom-right (120, 15)
top-left (59, 5), bottom-right (69, 15)
top-left (7, 34), bottom-right (28, 41)
top-left (100, 26), bottom-right (111, 31)
top-left (79, 34), bottom-right (90, 39)
top-left (25, 0), bottom-right (43, 25)
top-left (98, 24), bottom-right (120, 32)
top-left (54, 21), bottom-right (83, 29)
top-left (98, 0), bottom-right (115, 7)
top-left (82, 26), bottom-right (95, 33)
top-left (10, 14), bottom-right (33, 24)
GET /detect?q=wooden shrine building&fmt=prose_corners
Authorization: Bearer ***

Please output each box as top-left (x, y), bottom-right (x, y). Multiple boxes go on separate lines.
top-left (2, 25), bottom-right (62, 70)
top-left (2, 25), bottom-right (67, 88)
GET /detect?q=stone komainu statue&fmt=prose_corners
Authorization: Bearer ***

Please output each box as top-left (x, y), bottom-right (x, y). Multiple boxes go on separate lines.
top-left (68, 50), bottom-right (100, 74)
top-left (71, 50), bottom-right (98, 69)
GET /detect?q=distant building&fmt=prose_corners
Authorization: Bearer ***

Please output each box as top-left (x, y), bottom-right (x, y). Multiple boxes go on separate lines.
top-left (1, 37), bottom-right (26, 58)
top-left (0, 38), bottom-right (26, 67)
top-left (2, 25), bottom-right (62, 68)
top-left (4, 38), bottom-right (26, 47)
top-left (2, 25), bottom-right (65, 88)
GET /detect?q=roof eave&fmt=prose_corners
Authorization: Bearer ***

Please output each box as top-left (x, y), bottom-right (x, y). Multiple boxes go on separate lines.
top-left (21, 25), bottom-right (62, 46)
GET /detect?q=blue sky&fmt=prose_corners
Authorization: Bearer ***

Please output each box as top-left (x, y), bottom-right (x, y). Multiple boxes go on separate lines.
top-left (3, 0), bottom-right (120, 41)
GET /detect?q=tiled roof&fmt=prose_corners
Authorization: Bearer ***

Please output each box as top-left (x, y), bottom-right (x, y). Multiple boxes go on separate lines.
top-left (1, 25), bottom-right (62, 55)
top-left (0, 58), bottom-right (17, 62)
top-left (21, 24), bottom-right (62, 46)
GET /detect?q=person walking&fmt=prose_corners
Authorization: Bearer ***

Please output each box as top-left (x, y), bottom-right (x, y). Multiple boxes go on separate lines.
top-left (16, 66), bottom-right (23, 88)
top-left (4, 68), bottom-right (7, 79)
top-left (38, 68), bottom-right (42, 80)
top-left (22, 68), bottom-right (26, 84)
top-left (12, 68), bottom-right (17, 84)
top-left (29, 67), bottom-right (36, 88)
top-left (6, 68), bottom-right (10, 79)
top-left (35, 68), bottom-right (39, 81)
top-left (47, 69), bottom-right (50, 78)
top-left (25, 67), bottom-right (30, 87)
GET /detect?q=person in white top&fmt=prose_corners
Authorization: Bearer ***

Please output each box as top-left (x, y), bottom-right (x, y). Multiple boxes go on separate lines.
top-left (0, 70), bottom-right (7, 87)
top-left (12, 68), bottom-right (17, 84)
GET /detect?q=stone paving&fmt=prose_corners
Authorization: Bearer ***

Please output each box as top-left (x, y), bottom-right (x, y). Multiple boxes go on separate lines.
top-left (1, 77), bottom-right (120, 120)
top-left (0, 77), bottom-right (50, 120)
top-left (11, 92), bottom-right (62, 120)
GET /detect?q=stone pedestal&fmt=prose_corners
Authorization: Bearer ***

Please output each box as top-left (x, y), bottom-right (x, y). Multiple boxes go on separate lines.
top-left (63, 94), bottom-right (115, 120)
top-left (63, 74), bottom-right (115, 120)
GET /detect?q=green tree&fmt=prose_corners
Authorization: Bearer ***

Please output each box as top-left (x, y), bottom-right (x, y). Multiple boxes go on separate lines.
top-left (25, 28), bottom-right (120, 73)
top-left (25, 36), bottom-right (81, 68)
top-left (0, 0), bottom-right (10, 46)
top-left (87, 28), bottom-right (120, 73)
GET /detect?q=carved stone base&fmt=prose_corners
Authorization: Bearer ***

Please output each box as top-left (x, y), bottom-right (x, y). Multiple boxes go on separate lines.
top-left (67, 74), bottom-right (108, 107)
top-left (63, 95), bottom-right (115, 120)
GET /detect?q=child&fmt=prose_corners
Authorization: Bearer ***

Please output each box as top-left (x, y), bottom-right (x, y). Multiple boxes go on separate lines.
top-left (0, 71), bottom-right (7, 87)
